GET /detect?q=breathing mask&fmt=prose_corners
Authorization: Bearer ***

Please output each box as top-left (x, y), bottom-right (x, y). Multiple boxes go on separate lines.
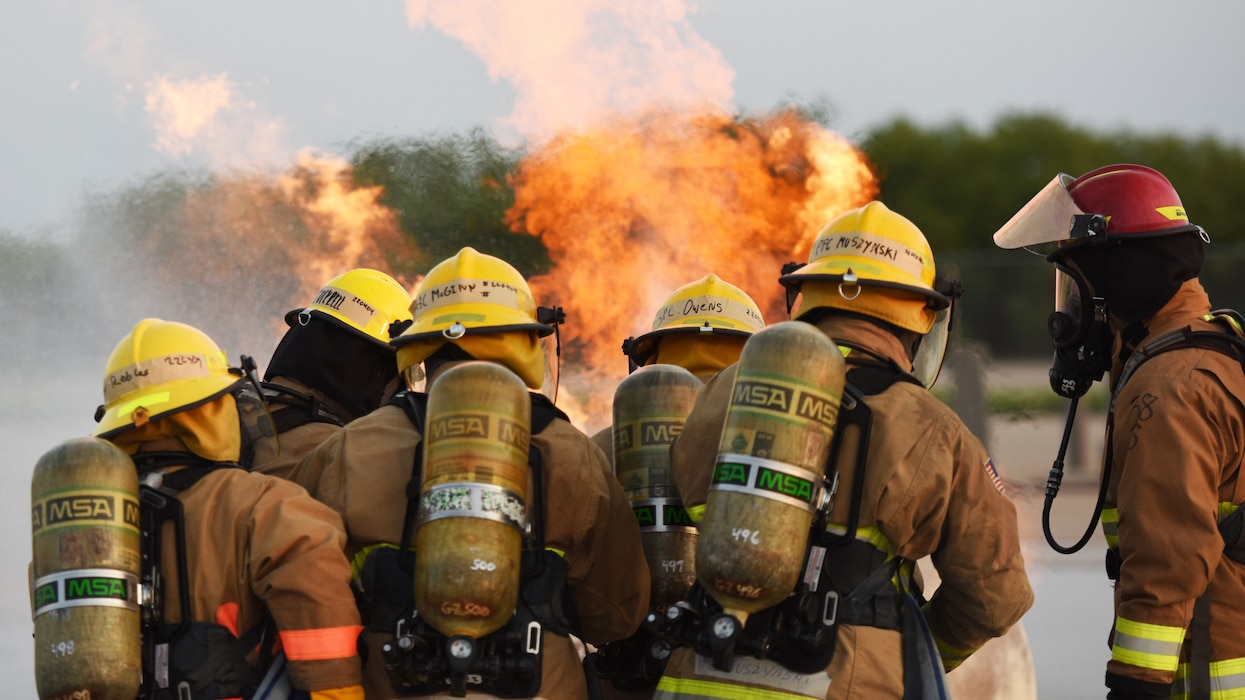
top-left (1046, 261), bottom-right (1112, 399)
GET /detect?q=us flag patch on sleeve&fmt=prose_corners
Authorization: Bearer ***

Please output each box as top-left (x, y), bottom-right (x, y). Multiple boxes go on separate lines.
top-left (984, 458), bottom-right (1006, 494)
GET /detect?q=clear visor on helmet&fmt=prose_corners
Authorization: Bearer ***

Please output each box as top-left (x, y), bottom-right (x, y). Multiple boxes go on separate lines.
top-left (992, 174), bottom-right (1085, 256)
top-left (912, 304), bottom-right (952, 388)
top-left (911, 277), bottom-right (962, 388)
top-left (538, 332), bottom-right (560, 402)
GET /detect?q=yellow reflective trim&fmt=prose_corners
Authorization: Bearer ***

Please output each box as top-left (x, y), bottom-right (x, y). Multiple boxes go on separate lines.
top-left (1222, 502), bottom-right (1240, 519)
top-left (546, 547), bottom-right (565, 558)
top-left (1101, 508), bottom-right (1120, 547)
top-left (822, 523), bottom-right (895, 557)
top-left (655, 676), bottom-right (813, 699)
top-left (836, 344), bottom-right (852, 358)
top-left (1116, 617), bottom-right (1188, 644)
top-left (1112, 616), bottom-right (1184, 672)
top-left (115, 391), bottom-right (172, 418)
top-left (687, 503), bottom-right (706, 523)
top-left (1211, 657), bottom-right (1245, 676)
top-left (1176, 656), bottom-right (1245, 698)
top-left (1205, 312), bottom-right (1245, 342)
top-left (1112, 646), bottom-right (1181, 673)
top-left (349, 542), bottom-right (399, 582)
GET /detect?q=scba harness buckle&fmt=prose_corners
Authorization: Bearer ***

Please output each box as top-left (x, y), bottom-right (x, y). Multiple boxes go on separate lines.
top-left (382, 611), bottom-right (543, 698)
top-left (649, 584), bottom-right (839, 675)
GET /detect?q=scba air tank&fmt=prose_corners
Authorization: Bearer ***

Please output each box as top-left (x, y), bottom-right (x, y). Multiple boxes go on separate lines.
top-left (695, 321), bottom-right (845, 625)
top-left (415, 362), bottom-right (532, 640)
top-left (31, 437), bottom-right (142, 700)
top-left (612, 363), bottom-right (702, 613)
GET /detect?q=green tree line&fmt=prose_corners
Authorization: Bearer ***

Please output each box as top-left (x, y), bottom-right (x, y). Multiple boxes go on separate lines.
top-left (5, 112), bottom-right (1243, 363)
top-left (860, 112), bottom-right (1245, 356)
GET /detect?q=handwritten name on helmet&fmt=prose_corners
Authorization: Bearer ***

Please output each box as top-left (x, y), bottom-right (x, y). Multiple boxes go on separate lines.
top-left (413, 279), bottom-right (526, 316)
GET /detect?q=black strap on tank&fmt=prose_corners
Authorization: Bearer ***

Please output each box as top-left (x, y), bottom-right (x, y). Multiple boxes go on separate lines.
top-left (525, 393), bottom-right (568, 551)
top-left (262, 382), bottom-right (347, 433)
top-left (395, 391), bottom-right (428, 572)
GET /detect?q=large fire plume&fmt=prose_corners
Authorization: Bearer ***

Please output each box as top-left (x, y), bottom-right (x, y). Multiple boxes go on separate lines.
top-left (507, 108), bottom-right (878, 428)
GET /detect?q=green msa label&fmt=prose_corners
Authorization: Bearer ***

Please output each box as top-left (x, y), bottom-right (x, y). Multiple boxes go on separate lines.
top-left (711, 453), bottom-right (819, 512)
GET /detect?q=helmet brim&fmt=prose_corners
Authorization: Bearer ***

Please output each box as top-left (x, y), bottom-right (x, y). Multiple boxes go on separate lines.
top-left (93, 376), bottom-right (244, 439)
top-left (779, 272), bottom-right (950, 311)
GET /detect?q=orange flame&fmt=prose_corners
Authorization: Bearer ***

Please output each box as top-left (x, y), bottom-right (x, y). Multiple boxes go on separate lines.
top-left (99, 154), bottom-right (418, 362)
top-left (507, 108), bottom-right (877, 428)
top-left (275, 150), bottom-right (416, 296)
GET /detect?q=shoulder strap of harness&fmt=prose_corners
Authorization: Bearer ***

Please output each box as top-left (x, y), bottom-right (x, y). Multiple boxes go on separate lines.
top-left (262, 382), bottom-right (347, 432)
top-left (1112, 309), bottom-right (1245, 411)
top-left (393, 391), bottom-right (428, 566)
top-left (526, 392), bottom-right (567, 552)
top-left (825, 352), bottom-right (923, 541)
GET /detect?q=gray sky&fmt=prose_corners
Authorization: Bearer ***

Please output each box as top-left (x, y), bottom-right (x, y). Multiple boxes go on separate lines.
top-left (3, 0), bottom-right (1244, 235)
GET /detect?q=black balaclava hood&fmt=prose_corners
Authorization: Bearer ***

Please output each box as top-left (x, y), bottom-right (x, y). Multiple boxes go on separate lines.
top-left (264, 315), bottom-right (398, 420)
top-left (1066, 231), bottom-right (1205, 325)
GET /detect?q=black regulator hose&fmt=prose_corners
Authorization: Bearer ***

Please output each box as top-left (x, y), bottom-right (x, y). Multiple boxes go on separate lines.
top-left (1042, 398), bottom-right (1113, 555)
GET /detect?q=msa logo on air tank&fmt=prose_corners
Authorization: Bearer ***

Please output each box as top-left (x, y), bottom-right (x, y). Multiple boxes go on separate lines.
top-left (712, 461), bottom-right (815, 505)
top-left (632, 503), bottom-right (695, 528)
top-left (33, 575), bottom-right (131, 610)
top-left (431, 415), bottom-right (490, 439)
top-left (641, 421), bottom-right (682, 445)
top-left (31, 494), bottom-right (141, 534)
top-left (615, 424), bottom-right (634, 451)
top-left (615, 421), bottom-right (683, 451)
top-left (429, 415), bottom-right (529, 449)
top-left (756, 467), bottom-right (815, 504)
top-left (731, 380), bottom-right (837, 429)
top-left (733, 381), bottom-right (793, 412)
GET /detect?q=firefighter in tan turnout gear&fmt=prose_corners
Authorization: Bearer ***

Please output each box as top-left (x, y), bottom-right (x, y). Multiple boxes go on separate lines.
top-left (288, 246), bottom-right (651, 699)
top-left (995, 164), bottom-right (1245, 700)
top-left (652, 201), bottom-right (1034, 699)
top-left (590, 273), bottom-right (767, 461)
top-left (85, 318), bottom-right (364, 699)
top-left (251, 268), bottom-right (413, 478)
top-left (588, 277), bottom-right (766, 698)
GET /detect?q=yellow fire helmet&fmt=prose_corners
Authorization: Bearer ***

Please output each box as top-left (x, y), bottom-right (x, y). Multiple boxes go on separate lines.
top-left (779, 201), bottom-right (951, 334)
top-left (392, 247), bottom-right (560, 392)
top-left (284, 268), bottom-right (413, 348)
top-left (93, 318), bottom-right (246, 440)
top-left (624, 273), bottom-right (766, 369)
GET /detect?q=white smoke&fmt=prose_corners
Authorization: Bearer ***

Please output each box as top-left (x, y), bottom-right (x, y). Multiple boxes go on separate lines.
top-left (404, 0), bottom-right (736, 142)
